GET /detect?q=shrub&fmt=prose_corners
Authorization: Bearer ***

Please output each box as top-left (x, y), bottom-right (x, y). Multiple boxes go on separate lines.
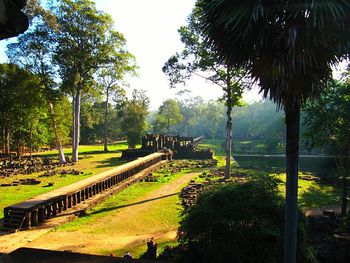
top-left (175, 177), bottom-right (315, 263)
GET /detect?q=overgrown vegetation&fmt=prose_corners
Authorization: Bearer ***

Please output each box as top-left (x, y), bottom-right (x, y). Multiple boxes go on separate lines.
top-left (162, 177), bottom-right (315, 263)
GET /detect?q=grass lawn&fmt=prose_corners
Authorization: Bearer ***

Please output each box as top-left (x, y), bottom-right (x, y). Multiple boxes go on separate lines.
top-left (35, 141), bottom-right (129, 156)
top-left (212, 153), bottom-right (340, 210)
top-left (43, 164), bottom-right (204, 257)
top-left (272, 172), bottom-right (341, 209)
top-left (0, 142), bottom-right (129, 219)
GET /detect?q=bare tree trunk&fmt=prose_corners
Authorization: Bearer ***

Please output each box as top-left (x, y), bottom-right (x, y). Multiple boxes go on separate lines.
top-left (2, 126), bottom-right (5, 154)
top-left (17, 138), bottom-right (20, 158)
top-left (29, 124), bottom-right (32, 158)
top-left (72, 89), bottom-right (81, 162)
top-left (225, 68), bottom-right (232, 179)
top-left (167, 118), bottom-right (170, 135)
top-left (104, 87), bottom-right (109, 152)
top-left (284, 103), bottom-right (300, 263)
top-left (72, 94), bottom-right (76, 154)
top-left (5, 126), bottom-right (10, 155)
top-left (48, 103), bottom-right (66, 164)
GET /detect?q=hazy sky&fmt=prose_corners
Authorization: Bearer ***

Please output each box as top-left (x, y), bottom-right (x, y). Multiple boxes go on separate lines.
top-left (0, 0), bottom-right (265, 109)
top-left (93, 0), bottom-right (261, 109)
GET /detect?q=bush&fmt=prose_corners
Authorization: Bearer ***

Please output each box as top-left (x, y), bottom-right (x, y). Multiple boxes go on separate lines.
top-left (175, 177), bottom-right (315, 263)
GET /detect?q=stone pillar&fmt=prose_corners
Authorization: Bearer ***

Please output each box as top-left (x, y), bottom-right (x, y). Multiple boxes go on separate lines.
top-left (38, 207), bottom-right (45, 222)
top-left (63, 197), bottom-right (67, 210)
top-left (67, 195), bottom-right (72, 208)
top-left (46, 205), bottom-right (52, 218)
top-left (52, 202), bottom-right (57, 216)
top-left (24, 212), bottom-right (31, 228)
top-left (57, 199), bottom-right (62, 213)
top-left (74, 193), bottom-right (78, 205)
top-left (31, 208), bottom-right (38, 226)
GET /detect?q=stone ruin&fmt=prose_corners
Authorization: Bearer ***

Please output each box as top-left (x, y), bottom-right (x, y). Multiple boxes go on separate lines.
top-left (122, 134), bottom-right (213, 160)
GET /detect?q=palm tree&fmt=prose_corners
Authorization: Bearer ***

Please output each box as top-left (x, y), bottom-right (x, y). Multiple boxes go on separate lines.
top-left (195, 1), bottom-right (350, 262)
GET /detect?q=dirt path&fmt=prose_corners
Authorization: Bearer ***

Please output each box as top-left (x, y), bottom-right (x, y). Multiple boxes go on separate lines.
top-left (0, 171), bottom-right (200, 256)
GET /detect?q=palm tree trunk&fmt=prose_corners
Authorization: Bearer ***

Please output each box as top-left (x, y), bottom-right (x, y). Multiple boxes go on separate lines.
top-left (225, 68), bottom-right (232, 179)
top-left (104, 87), bottom-right (109, 152)
top-left (341, 170), bottom-right (347, 217)
top-left (338, 156), bottom-right (348, 217)
top-left (284, 103), bottom-right (300, 263)
top-left (72, 89), bottom-right (81, 162)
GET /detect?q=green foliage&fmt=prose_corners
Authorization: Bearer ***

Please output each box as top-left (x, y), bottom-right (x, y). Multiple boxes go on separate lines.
top-left (196, 0), bottom-right (350, 110)
top-left (177, 178), bottom-right (315, 263)
top-left (152, 99), bottom-right (183, 134)
top-left (49, 0), bottom-right (135, 161)
top-left (120, 89), bottom-right (150, 148)
top-left (303, 80), bottom-right (350, 164)
top-left (0, 63), bottom-right (50, 155)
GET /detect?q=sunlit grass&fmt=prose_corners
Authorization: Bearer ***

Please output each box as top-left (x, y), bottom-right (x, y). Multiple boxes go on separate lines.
top-left (35, 141), bottom-right (130, 156)
top-left (272, 172), bottom-right (341, 209)
top-left (52, 167), bottom-right (200, 257)
top-left (56, 168), bottom-right (193, 232)
top-left (0, 142), bottom-right (129, 219)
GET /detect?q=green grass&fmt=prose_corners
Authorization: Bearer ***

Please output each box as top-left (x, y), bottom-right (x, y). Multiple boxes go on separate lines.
top-left (198, 139), bottom-right (225, 156)
top-left (0, 172), bottom-right (93, 219)
top-left (0, 142), bottom-right (130, 219)
top-left (272, 172), bottom-right (341, 209)
top-left (35, 141), bottom-right (130, 157)
top-left (52, 164), bottom-right (201, 257)
top-left (198, 146), bottom-right (340, 211)
top-left (56, 167), bottom-right (194, 233)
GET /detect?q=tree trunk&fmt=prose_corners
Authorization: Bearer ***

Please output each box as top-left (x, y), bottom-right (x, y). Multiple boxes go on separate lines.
top-left (167, 118), bottom-right (170, 135)
top-left (72, 89), bottom-right (81, 162)
top-left (2, 126), bottom-right (5, 154)
top-left (29, 125), bottom-right (32, 158)
top-left (284, 103), bottom-right (300, 263)
top-left (17, 138), bottom-right (21, 158)
top-left (225, 69), bottom-right (232, 179)
top-left (5, 126), bottom-right (10, 155)
top-left (71, 93), bottom-right (76, 155)
top-left (48, 103), bottom-right (66, 164)
top-left (338, 156), bottom-right (348, 217)
top-left (341, 170), bottom-right (347, 217)
top-left (104, 87), bottom-right (109, 152)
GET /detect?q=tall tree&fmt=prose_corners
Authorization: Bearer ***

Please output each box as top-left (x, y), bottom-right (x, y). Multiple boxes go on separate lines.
top-left (0, 63), bottom-right (47, 157)
top-left (120, 89), bottom-right (150, 149)
top-left (175, 91), bottom-right (203, 136)
top-left (98, 52), bottom-right (137, 152)
top-left (52, 0), bottom-right (131, 162)
top-left (152, 99), bottom-right (183, 135)
top-left (163, 11), bottom-right (249, 178)
top-left (7, 16), bottom-right (67, 163)
top-left (196, 1), bottom-right (350, 262)
top-left (304, 80), bottom-right (350, 216)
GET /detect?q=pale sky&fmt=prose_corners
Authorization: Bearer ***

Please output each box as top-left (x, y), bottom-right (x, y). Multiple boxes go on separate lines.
top-left (0, 0), bottom-right (262, 110)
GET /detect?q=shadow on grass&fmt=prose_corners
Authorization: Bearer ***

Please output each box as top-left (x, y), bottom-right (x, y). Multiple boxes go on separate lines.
top-left (299, 185), bottom-right (340, 209)
top-left (95, 157), bottom-right (127, 169)
top-left (89, 192), bottom-right (179, 216)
